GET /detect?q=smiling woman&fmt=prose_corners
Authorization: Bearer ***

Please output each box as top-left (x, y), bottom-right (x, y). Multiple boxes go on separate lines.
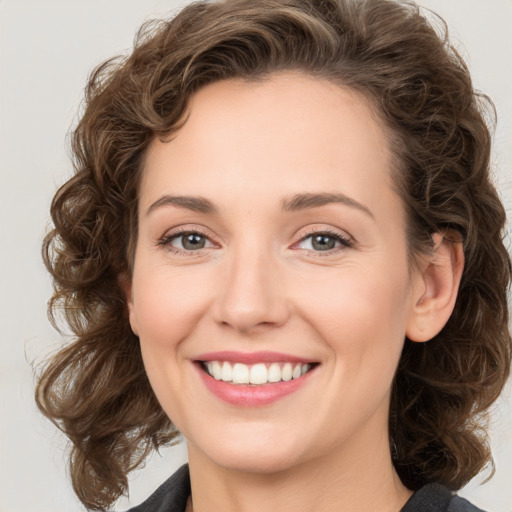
top-left (35, 1), bottom-right (511, 512)
top-left (129, 78), bottom-right (423, 484)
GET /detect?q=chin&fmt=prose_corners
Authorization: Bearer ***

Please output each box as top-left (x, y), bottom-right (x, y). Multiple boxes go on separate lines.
top-left (214, 449), bottom-right (302, 475)
top-left (188, 425), bottom-right (308, 475)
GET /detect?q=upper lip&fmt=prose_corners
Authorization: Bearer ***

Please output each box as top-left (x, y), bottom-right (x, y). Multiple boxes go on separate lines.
top-left (194, 351), bottom-right (318, 365)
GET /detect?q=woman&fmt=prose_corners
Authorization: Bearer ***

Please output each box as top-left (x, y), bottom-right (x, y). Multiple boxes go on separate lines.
top-left (36, 0), bottom-right (511, 511)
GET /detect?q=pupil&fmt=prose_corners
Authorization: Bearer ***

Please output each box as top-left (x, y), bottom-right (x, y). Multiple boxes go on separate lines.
top-left (312, 234), bottom-right (335, 251)
top-left (183, 233), bottom-right (205, 250)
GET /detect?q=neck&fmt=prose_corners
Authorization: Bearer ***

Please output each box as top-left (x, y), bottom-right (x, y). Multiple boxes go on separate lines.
top-left (186, 423), bottom-right (412, 512)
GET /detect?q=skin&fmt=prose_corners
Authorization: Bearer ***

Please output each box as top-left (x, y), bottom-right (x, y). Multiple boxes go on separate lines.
top-left (127, 72), bottom-right (463, 512)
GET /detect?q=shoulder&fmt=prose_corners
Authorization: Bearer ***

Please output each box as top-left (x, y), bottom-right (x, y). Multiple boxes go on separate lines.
top-left (448, 495), bottom-right (486, 512)
top-left (123, 470), bottom-right (488, 512)
top-left (123, 464), bottom-right (190, 512)
top-left (401, 483), bottom-right (486, 512)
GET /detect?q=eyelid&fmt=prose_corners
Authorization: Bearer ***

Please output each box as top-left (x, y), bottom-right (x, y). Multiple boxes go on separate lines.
top-left (156, 224), bottom-right (354, 256)
top-left (291, 226), bottom-right (354, 254)
top-left (157, 225), bottom-right (219, 255)
top-left (297, 226), bottom-right (352, 240)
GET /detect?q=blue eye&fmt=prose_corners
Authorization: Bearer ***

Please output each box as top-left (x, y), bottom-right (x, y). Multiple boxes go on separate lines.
top-left (161, 231), bottom-right (214, 252)
top-left (297, 231), bottom-right (352, 252)
top-left (158, 228), bottom-right (352, 256)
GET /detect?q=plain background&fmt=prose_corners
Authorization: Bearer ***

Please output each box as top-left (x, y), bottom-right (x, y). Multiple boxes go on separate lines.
top-left (1, 1), bottom-right (511, 511)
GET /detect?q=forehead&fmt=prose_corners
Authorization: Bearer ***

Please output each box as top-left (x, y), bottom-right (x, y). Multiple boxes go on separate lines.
top-left (140, 72), bottom-right (398, 221)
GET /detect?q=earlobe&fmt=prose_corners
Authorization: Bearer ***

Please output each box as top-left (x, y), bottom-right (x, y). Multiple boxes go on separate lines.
top-left (127, 300), bottom-right (140, 337)
top-left (406, 232), bottom-right (464, 343)
top-left (119, 273), bottom-right (140, 337)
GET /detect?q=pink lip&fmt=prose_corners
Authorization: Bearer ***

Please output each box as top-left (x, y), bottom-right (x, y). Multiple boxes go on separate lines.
top-left (194, 350), bottom-right (315, 364)
top-left (193, 360), bottom-right (317, 407)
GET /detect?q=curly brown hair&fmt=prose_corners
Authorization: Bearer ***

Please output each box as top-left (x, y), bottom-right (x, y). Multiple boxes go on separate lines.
top-left (36, 0), bottom-right (511, 510)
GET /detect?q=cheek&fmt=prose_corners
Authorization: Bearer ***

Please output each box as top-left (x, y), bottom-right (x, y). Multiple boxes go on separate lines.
top-left (294, 263), bottom-right (410, 365)
top-left (131, 266), bottom-right (216, 420)
top-left (132, 265), bottom-right (213, 345)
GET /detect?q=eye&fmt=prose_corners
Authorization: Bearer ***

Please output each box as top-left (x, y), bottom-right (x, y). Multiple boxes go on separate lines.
top-left (296, 230), bottom-right (352, 253)
top-left (159, 230), bottom-right (214, 253)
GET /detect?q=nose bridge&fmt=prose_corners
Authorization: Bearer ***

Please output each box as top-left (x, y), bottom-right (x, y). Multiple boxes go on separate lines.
top-left (212, 235), bottom-right (289, 333)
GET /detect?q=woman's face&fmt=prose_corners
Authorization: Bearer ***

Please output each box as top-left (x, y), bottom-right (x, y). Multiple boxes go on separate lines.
top-left (128, 72), bottom-right (423, 473)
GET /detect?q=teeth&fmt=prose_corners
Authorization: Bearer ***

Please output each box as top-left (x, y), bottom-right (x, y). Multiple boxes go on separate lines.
top-left (221, 361), bottom-right (232, 382)
top-left (281, 362), bottom-right (293, 381)
top-left (268, 362), bottom-right (281, 383)
top-left (249, 363), bottom-right (267, 385)
top-left (232, 363), bottom-right (249, 384)
top-left (211, 361), bottom-right (222, 380)
top-left (203, 361), bottom-right (312, 385)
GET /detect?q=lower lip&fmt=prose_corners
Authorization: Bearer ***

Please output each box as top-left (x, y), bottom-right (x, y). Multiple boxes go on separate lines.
top-left (195, 364), bottom-right (316, 407)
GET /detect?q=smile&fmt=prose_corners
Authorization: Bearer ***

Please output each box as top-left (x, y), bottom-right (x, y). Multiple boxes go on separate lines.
top-left (202, 361), bottom-right (313, 385)
top-left (194, 352), bottom-right (319, 407)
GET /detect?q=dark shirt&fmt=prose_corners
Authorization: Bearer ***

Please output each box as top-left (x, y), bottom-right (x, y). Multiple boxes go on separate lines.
top-left (124, 464), bottom-right (485, 512)
top-left (400, 483), bottom-right (485, 512)
top-left (125, 465), bottom-right (190, 512)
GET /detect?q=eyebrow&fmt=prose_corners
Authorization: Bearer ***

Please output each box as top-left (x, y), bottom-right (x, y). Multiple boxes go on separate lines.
top-left (281, 192), bottom-right (374, 219)
top-left (146, 195), bottom-right (217, 215)
top-left (146, 192), bottom-right (374, 219)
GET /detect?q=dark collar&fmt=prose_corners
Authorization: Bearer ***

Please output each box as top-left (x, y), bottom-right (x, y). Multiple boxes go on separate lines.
top-left (401, 483), bottom-right (485, 512)
top-left (126, 466), bottom-right (484, 512)
top-left (125, 464), bottom-right (190, 512)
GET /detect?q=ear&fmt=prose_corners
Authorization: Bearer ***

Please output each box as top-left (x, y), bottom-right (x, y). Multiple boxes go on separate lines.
top-left (406, 232), bottom-right (464, 342)
top-left (119, 272), bottom-right (139, 337)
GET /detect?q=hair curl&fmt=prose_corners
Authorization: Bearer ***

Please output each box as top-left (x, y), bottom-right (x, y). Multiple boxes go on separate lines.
top-left (36, 0), bottom-right (511, 510)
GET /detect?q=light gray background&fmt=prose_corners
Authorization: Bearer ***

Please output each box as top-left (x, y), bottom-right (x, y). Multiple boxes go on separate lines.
top-left (1, 1), bottom-right (510, 511)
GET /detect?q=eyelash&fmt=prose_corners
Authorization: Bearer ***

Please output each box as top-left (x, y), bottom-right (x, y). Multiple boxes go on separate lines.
top-left (294, 228), bottom-right (353, 256)
top-left (157, 227), bottom-right (353, 257)
top-left (157, 228), bottom-right (213, 256)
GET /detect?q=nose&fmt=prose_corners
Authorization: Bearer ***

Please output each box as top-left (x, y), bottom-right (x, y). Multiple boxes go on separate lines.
top-left (211, 246), bottom-right (291, 335)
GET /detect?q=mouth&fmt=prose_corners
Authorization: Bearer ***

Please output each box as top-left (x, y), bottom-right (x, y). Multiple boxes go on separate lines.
top-left (198, 360), bottom-right (317, 385)
top-left (193, 351), bottom-right (320, 406)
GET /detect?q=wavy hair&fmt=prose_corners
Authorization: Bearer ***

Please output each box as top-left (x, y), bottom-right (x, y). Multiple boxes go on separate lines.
top-left (36, 0), bottom-right (511, 509)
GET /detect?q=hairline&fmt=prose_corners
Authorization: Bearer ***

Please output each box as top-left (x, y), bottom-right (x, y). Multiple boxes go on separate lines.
top-left (125, 70), bottom-right (424, 276)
